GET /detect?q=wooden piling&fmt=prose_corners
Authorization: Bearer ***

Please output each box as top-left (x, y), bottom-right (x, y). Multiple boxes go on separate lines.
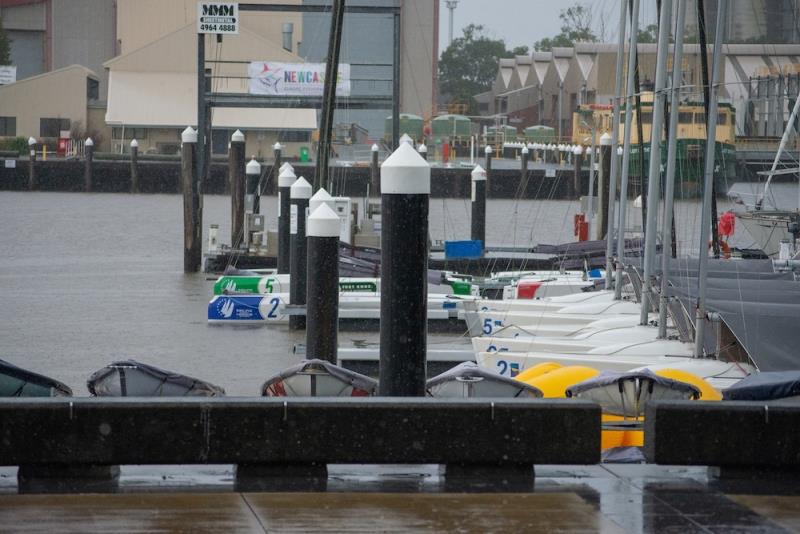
top-left (289, 177), bottom-right (312, 331)
top-left (181, 127), bottom-right (201, 272)
top-left (572, 146), bottom-right (583, 199)
top-left (597, 133), bottom-right (612, 240)
top-left (229, 130), bottom-right (246, 248)
top-left (370, 144), bottom-right (379, 197)
top-left (471, 158), bottom-right (487, 246)
top-left (305, 202), bottom-right (340, 361)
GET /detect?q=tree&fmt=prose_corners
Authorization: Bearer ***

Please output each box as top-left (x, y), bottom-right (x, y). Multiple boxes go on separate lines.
top-left (637, 24), bottom-right (659, 44)
top-left (534, 3), bottom-right (597, 51)
top-left (0, 17), bottom-right (11, 65)
top-left (438, 24), bottom-right (523, 112)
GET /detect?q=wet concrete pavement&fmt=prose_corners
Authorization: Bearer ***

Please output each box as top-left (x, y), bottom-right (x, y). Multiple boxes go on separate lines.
top-left (1, 464), bottom-right (798, 532)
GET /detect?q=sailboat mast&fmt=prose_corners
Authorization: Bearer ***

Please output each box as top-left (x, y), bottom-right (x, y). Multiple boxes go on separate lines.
top-left (604, 0), bottom-right (628, 291)
top-left (758, 95), bottom-right (800, 209)
top-left (314, 0), bottom-right (346, 192)
top-left (614, 0), bottom-right (640, 301)
top-left (639, 0), bottom-right (672, 325)
top-left (693, 0), bottom-right (728, 358)
top-left (658, 0), bottom-right (687, 339)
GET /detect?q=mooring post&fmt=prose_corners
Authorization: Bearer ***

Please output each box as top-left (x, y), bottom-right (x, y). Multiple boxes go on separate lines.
top-left (597, 132), bottom-right (612, 240)
top-left (378, 142), bottom-right (430, 396)
top-left (229, 130), bottom-right (246, 248)
top-left (244, 157), bottom-right (261, 249)
top-left (27, 137), bottom-right (36, 190)
top-left (471, 163), bottom-right (487, 247)
top-left (418, 143), bottom-right (428, 161)
top-left (289, 177), bottom-right (313, 330)
top-left (84, 137), bottom-right (94, 192)
top-left (305, 202), bottom-right (340, 361)
top-left (521, 145), bottom-right (529, 181)
top-left (130, 139), bottom-right (140, 193)
top-left (370, 143), bottom-right (380, 197)
top-left (572, 145), bottom-right (583, 198)
top-left (181, 127), bottom-right (201, 272)
top-left (277, 163), bottom-right (294, 275)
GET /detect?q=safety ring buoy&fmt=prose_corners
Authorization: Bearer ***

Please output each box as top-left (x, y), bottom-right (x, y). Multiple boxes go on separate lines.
top-left (708, 240), bottom-right (731, 259)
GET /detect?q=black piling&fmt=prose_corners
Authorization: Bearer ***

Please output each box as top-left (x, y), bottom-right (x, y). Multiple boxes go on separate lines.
top-left (181, 127), bottom-right (201, 272)
top-left (597, 133), bottom-right (612, 239)
top-left (470, 164), bottom-right (487, 246)
top-left (229, 130), bottom-right (245, 248)
top-left (418, 143), bottom-right (428, 161)
top-left (379, 143), bottom-right (431, 396)
top-left (370, 144), bottom-right (380, 197)
top-left (84, 138), bottom-right (94, 192)
top-left (305, 202), bottom-right (340, 362)
top-left (520, 145), bottom-right (529, 182)
top-left (27, 138), bottom-right (36, 191)
top-left (130, 139), bottom-right (140, 193)
top-left (289, 177), bottom-right (312, 331)
top-left (277, 162), bottom-right (295, 274)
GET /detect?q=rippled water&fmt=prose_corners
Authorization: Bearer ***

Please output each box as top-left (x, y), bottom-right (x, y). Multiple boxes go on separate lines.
top-left (0, 186), bottom-right (779, 395)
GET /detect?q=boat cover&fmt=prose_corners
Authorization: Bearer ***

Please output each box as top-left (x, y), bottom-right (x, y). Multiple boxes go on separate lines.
top-left (87, 360), bottom-right (225, 397)
top-left (722, 371), bottom-right (800, 401)
top-left (667, 278), bottom-right (800, 372)
top-left (426, 362), bottom-right (542, 398)
top-left (0, 359), bottom-right (72, 397)
top-left (261, 359), bottom-right (378, 396)
top-left (566, 369), bottom-right (700, 417)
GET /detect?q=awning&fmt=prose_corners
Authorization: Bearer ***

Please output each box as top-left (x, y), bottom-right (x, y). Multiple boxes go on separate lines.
top-left (106, 71), bottom-right (317, 130)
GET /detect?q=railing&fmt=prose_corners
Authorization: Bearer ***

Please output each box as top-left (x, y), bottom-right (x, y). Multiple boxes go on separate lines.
top-left (65, 139), bottom-right (85, 159)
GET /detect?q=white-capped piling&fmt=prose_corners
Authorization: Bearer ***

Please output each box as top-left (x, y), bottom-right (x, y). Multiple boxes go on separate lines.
top-left (378, 142), bottom-right (431, 396)
top-left (471, 162), bottom-right (487, 247)
top-left (181, 127), bottom-right (201, 272)
top-left (597, 132), bottom-right (612, 240)
top-left (370, 143), bottom-right (380, 197)
top-left (520, 145), bottom-right (529, 183)
top-left (245, 157), bottom-right (260, 214)
top-left (289, 176), bottom-right (312, 331)
top-left (572, 145), bottom-right (583, 198)
top-left (84, 137), bottom-right (94, 192)
top-left (399, 133), bottom-right (413, 145)
top-left (27, 137), bottom-right (36, 190)
top-left (130, 139), bottom-right (140, 193)
top-left (309, 187), bottom-right (335, 213)
top-left (418, 143), bottom-right (428, 161)
top-left (305, 202), bottom-right (340, 361)
top-left (229, 130), bottom-right (246, 248)
top-left (277, 164), bottom-right (295, 274)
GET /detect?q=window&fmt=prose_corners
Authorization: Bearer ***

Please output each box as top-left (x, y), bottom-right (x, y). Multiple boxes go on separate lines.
top-left (0, 117), bottom-right (16, 136)
top-left (40, 118), bottom-right (70, 138)
top-left (87, 78), bottom-right (99, 101)
top-left (112, 127), bottom-right (147, 140)
top-left (717, 113), bottom-right (728, 125)
top-left (277, 130), bottom-right (311, 143)
top-left (639, 111), bottom-right (653, 124)
top-left (678, 112), bottom-right (693, 124)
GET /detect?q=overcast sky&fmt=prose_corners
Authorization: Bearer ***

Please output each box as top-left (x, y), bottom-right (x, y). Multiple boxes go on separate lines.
top-left (437, 0), bottom-right (661, 55)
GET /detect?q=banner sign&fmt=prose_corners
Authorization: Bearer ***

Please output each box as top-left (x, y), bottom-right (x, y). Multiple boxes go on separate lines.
top-left (248, 62), bottom-right (351, 97)
top-left (198, 2), bottom-right (239, 34)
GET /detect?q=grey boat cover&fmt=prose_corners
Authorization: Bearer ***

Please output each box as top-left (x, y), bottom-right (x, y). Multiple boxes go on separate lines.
top-left (566, 369), bottom-right (700, 418)
top-left (426, 362), bottom-right (542, 398)
top-left (0, 359), bottom-right (72, 397)
top-left (722, 371), bottom-right (800, 401)
top-left (261, 359), bottom-right (378, 397)
top-left (666, 279), bottom-right (800, 372)
top-left (87, 360), bottom-right (225, 397)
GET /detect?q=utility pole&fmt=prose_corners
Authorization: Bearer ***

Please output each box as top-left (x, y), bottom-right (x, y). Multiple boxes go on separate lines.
top-left (445, 0), bottom-right (459, 45)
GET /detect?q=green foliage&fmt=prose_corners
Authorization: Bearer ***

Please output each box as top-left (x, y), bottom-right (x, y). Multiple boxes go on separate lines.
top-left (534, 3), bottom-right (597, 51)
top-left (0, 17), bottom-right (11, 65)
top-left (438, 24), bottom-right (524, 111)
top-left (637, 24), bottom-right (659, 44)
top-left (0, 137), bottom-right (27, 155)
